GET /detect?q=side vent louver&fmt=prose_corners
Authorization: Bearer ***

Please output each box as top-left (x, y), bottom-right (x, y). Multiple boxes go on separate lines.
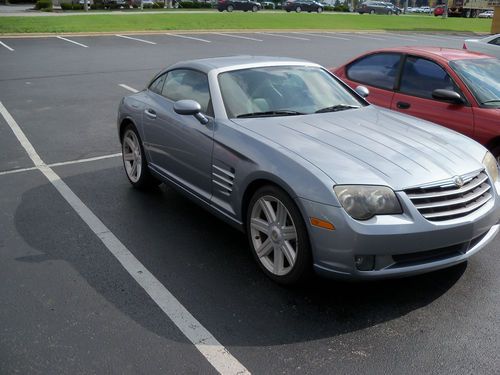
top-left (212, 165), bottom-right (235, 196)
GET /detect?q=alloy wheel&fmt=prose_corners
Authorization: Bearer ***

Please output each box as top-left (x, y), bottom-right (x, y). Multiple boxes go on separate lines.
top-left (250, 195), bottom-right (298, 276)
top-left (122, 129), bottom-right (142, 183)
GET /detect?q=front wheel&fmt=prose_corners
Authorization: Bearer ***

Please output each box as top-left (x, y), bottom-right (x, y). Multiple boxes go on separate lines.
top-left (246, 185), bottom-right (312, 285)
top-left (295, 6), bottom-right (301, 12)
top-left (317, 6), bottom-right (323, 13)
top-left (252, 5), bottom-right (258, 11)
top-left (369, 9), bottom-right (375, 14)
top-left (227, 4), bottom-right (233, 11)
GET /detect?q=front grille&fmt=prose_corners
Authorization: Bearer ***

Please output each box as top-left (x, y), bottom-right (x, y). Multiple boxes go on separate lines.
top-left (405, 171), bottom-right (492, 221)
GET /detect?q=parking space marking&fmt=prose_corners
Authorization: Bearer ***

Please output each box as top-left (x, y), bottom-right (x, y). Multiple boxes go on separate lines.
top-left (0, 100), bottom-right (250, 375)
top-left (115, 34), bottom-right (157, 45)
top-left (381, 33), bottom-right (419, 42)
top-left (211, 32), bottom-right (263, 42)
top-left (0, 153), bottom-right (122, 176)
top-left (340, 33), bottom-right (386, 41)
top-left (119, 83), bottom-right (139, 93)
top-left (419, 34), bottom-right (466, 40)
top-left (255, 32), bottom-right (309, 41)
top-left (300, 32), bottom-right (350, 41)
top-left (0, 41), bottom-right (14, 52)
top-left (165, 33), bottom-right (211, 43)
top-left (56, 36), bottom-right (89, 48)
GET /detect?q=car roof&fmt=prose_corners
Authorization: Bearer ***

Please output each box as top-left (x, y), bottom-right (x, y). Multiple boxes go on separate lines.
top-left (365, 46), bottom-right (493, 61)
top-left (167, 55), bottom-right (317, 74)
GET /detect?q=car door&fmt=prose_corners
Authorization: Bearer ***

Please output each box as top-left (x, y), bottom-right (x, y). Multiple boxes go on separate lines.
top-left (142, 69), bottom-right (215, 202)
top-left (390, 55), bottom-right (474, 138)
top-left (341, 52), bottom-right (402, 107)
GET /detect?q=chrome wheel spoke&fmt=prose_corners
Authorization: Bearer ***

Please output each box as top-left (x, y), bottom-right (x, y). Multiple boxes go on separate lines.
top-left (256, 238), bottom-right (273, 258)
top-left (273, 246), bottom-right (284, 274)
top-left (131, 162), bottom-right (138, 177)
top-left (125, 137), bottom-right (136, 152)
top-left (259, 199), bottom-right (277, 222)
top-left (276, 202), bottom-right (287, 226)
top-left (123, 152), bottom-right (135, 161)
top-left (280, 241), bottom-right (296, 266)
top-left (281, 226), bottom-right (297, 241)
top-left (251, 217), bottom-right (271, 235)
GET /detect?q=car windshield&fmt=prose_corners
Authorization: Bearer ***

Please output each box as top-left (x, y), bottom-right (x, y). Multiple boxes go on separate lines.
top-left (449, 58), bottom-right (500, 108)
top-left (218, 66), bottom-right (364, 118)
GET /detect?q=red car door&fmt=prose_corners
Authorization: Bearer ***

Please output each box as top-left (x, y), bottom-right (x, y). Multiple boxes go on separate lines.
top-left (334, 52), bottom-right (401, 108)
top-left (390, 55), bottom-right (474, 138)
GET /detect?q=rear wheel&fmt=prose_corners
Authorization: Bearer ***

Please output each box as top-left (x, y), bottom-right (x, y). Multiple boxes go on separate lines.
top-left (317, 6), bottom-right (323, 13)
top-left (369, 9), bottom-right (375, 14)
top-left (387, 10), bottom-right (392, 15)
top-left (121, 124), bottom-right (158, 189)
top-left (252, 5), bottom-right (258, 11)
top-left (246, 185), bottom-right (312, 285)
top-left (227, 4), bottom-right (233, 11)
top-left (296, 6), bottom-right (301, 12)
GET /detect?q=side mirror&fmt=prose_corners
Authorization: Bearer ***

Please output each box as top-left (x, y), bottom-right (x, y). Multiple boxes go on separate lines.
top-left (355, 85), bottom-right (370, 98)
top-left (173, 99), bottom-right (209, 125)
top-left (432, 89), bottom-right (465, 105)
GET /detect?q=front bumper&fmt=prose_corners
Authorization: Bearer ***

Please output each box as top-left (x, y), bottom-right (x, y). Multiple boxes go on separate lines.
top-left (298, 189), bottom-right (500, 280)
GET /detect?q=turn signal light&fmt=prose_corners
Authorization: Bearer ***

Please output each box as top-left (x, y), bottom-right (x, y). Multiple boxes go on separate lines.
top-left (310, 217), bottom-right (335, 230)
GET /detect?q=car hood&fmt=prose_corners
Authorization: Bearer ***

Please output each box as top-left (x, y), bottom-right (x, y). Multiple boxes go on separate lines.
top-left (231, 106), bottom-right (486, 190)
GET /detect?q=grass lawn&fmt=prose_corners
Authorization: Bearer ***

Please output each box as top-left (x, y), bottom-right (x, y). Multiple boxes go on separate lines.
top-left (0, 13), bottom-right (492, 34)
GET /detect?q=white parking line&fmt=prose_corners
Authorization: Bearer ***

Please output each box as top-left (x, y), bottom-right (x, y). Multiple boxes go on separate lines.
top-left (381, 33), bottom-right (419, 42)
top-left (299, 32), bottom-right (350, 41)
top-left (115, 34), bottom-right (157, 45)
top-left (119, 84), bottom-right (139, 93)
top-left (0, 100), bottom-right (250, 375)
top-left (211, 32), bottom-right (263, 42)
top-left (255, 32), bottom-right (309, 41)
top-left (340, 33), bottom-right (386, 41)
top-left (0, 41), bottom-right (14, 52)
top-left (0, 153), bottom-right (122, 176)
top-left (165, 33), bottom-right (211, 43)
top-left (56, 36), bottom-right (89, 48)
top-left (419, 34), bottom-right (465, 40)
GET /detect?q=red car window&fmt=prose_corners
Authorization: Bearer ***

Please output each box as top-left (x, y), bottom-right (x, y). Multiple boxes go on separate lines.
top-left (346, 53), bottom-right (401, 90)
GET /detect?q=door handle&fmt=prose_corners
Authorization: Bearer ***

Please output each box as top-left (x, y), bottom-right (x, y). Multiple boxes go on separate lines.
top-left (396, 101), bottom-right (411, 110)
top-left (144, 108), bottom-right (157, 119)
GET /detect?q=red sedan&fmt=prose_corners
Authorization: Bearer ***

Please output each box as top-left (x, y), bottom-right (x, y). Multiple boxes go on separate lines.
top-left (333, 47), bottom-right (500, 159)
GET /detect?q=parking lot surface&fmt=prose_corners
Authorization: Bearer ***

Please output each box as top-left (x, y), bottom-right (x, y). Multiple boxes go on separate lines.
top-left (1, 32), bottom-right (499, 375)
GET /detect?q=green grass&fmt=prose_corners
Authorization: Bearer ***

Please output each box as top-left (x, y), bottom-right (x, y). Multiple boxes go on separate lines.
top-left (0, 13), bottom-right (492, 34)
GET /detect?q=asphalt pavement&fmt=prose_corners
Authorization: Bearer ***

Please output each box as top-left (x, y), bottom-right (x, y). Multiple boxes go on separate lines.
top-left (0, 31), bottom-right (499, 374)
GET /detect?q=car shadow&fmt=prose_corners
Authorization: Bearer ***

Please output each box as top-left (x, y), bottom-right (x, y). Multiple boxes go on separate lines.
top-left (14, 165), bottom-right (467, 347)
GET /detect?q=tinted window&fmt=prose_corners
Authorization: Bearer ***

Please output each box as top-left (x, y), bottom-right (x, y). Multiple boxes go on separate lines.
top-left (347, 53), bottom-right (401, 90)
top-left (399, 57), bottom-right (457, 99)
top-left (149, 74), bottom-right (166, 94)
top-left (161, 69), bottom-right (211, 115)
top-left (489, 37), bottom-right (500, 46)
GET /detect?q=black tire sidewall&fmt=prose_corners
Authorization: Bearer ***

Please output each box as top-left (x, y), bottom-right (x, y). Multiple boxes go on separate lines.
top-left (246, 185), bottom-right (312, 285)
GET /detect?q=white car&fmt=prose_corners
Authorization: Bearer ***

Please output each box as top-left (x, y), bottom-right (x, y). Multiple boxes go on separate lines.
top-left (464, 34), bottom-right (500, 59)
top-left (478, 10), bottom-right (494, 18)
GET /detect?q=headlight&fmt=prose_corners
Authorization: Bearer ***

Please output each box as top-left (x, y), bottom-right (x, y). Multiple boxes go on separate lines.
top-left (482, 151), bottom-right (498, 183)
top-left (333, 185), bottom-right (402, 220)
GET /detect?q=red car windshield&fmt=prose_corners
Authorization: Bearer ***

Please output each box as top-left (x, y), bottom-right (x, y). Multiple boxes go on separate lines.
top-left (450, 58), bottom-right (500, 108)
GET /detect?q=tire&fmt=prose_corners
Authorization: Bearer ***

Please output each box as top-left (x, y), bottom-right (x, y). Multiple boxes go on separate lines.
top-left (218, 8), bottom-right (223, 11)
top-left (296, 6), bottom-right (301, 12)
top-left (286, 9), bottom-right (291, 12)
top-left (369, 9), bottom-right (375, 14)
top-left (121, 124), bottom-right (158, 189)
top-left (252, 5), bottom-right (258, 12)
top-left (317, 6), bottom-right (323, 13)
top-left (246, 185), bottom-right (312, 285)
top-left (227, 4), bottom-right (233, 11)
top-left (387, 10), bottom-right (392, 15)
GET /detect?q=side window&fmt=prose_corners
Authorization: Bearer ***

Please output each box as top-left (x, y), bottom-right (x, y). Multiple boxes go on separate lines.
top-left (488, 37), bottom-right (500, 46)
top-left (346, 53), bottom-right (401, 90)
top-left (399, 56), bottom-right (458, 99)
top-left (161, 69), bottom-right (212, 115)
top-left (149, 74), bottom-right (166, 95)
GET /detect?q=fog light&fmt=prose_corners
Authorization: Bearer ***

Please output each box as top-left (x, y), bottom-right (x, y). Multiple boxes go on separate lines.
top-left (354, 255), bottom-right (375, 271)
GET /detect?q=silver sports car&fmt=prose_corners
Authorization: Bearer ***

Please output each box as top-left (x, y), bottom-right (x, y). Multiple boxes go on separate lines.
top-left (118, 56), bottom-right (500, 284)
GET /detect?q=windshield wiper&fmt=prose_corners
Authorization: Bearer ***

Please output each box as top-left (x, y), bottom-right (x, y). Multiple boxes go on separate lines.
top-left (315, 104), bottom-right (360, 114)
top-left (236, 110), bottom-right (305, 118)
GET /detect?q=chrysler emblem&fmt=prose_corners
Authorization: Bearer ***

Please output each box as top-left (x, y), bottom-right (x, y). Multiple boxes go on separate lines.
top-left (453, 176), bottom-right (464, 187)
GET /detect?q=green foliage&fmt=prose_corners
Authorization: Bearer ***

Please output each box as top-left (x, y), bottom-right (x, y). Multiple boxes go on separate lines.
top-left (35, 0), bottom-right (52, 9)
top-left (334, 4), bottom-right (349, 11)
